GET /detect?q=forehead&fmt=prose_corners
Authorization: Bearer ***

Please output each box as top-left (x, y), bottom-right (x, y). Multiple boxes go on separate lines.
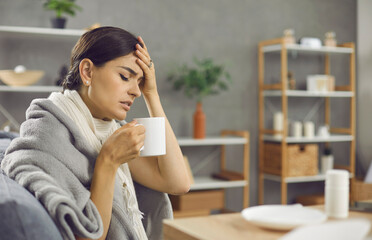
top-left (109, 53), bottom-right (137, 66)
top-left (103, 53), bottom-right (143, 78)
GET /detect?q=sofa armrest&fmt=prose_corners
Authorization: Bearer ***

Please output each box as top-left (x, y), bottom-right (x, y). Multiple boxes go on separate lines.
top-left (0, 172), bottom-right (63, 240)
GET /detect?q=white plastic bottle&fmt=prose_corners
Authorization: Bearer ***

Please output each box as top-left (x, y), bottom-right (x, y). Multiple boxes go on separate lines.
top-left (325, 169), bottom-right (349, 218)
top-left (321, 148), bottom-right (334, 174)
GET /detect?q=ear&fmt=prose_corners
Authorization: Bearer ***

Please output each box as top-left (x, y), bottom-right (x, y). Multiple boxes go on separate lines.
top-left (79, 58), bottom-right (94, 86)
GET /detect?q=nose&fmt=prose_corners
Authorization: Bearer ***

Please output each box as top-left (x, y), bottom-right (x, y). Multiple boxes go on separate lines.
top-left (128, 80), bottom-right (141, 98)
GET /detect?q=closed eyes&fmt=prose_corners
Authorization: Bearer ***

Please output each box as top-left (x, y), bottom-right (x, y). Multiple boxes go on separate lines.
top-left (119, 74), bottom-right (128, 81)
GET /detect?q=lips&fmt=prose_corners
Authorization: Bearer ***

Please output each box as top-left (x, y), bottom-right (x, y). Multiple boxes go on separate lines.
top-left (120, 101), bottom-right (132, 111)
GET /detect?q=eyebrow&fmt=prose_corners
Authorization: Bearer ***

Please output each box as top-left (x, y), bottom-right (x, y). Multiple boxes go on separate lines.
top-left (117, 66), bottom-right (138, 76)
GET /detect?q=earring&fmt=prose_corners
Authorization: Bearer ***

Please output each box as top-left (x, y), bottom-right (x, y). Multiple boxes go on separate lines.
top-left (86, 81), bottom-right (89, 85)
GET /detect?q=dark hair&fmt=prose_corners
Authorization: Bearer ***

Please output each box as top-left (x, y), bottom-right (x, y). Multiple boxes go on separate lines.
top-left (62, 26), bottom-right (143, 91)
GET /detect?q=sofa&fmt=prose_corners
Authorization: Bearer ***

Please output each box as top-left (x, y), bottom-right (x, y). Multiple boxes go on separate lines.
top-left (0, 131), bottom-right (172, 240)
top-left (0, 131), bottom-right (63, 240)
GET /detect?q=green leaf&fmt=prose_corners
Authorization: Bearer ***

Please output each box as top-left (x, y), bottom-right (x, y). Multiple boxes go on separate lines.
top-left (168, 57), bottom-right (232, 101)
top-left (43, 0), bottom-right (82, 18)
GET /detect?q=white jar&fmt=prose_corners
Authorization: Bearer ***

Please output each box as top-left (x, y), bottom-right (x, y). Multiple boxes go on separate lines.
top-left (325, 170), bottom-right (349, 218)
top-left (273, 112), bottom-right (283, 139)
top-left (292, 121), bottom-right (302, 138)
top-left (304, 121), bottom-right (315, 138)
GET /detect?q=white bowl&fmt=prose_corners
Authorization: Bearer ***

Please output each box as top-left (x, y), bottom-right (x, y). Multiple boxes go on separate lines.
top-left (0, 70), bottom-right (44, 86)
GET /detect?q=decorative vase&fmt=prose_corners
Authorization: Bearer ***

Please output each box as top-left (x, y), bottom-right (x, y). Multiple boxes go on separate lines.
top-left (51, 17), bottom-right (67, 29)
top-left (193, 102), bottom-right (206, 139)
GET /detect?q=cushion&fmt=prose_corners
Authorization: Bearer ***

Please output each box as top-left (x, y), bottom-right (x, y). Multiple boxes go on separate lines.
top-left (0, 172), bottom-right (63, 240)
top-left (0, 131), bottom-right (62, 240)
top-left (0, 138), bottom-right (11, 163)
top-left (0, 131), bottom-right (18, 140)
top-left (0, 131), bottom-right (18, 165)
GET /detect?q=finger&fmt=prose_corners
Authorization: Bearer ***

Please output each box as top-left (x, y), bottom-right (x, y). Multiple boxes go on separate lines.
top-left (117, 121), bottom-right (137, 133)
top-left (138, 135), bottom-right (145, 147)
top-left (135, 49), bottom-right (151, 66)
top-left (136, 58), bottom-right (154, 72)
top-left (118, 121), bottom-right (135, 129)
top-left (127, 120), bottom-right (137, 127)
top-left (134, 124), bottom-right (146, 134)
top-left (138, 36), bottom-right (148, 51)
top-left (127, 153), bottom-right (139, 162)
top-left (136, 43), bottom-right (150, 59)
top-left (133, 137), bottom-right (145, 154)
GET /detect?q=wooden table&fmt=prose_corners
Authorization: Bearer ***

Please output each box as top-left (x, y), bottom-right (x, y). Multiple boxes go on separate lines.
top-left (163, 206), bottom-right (372, 240)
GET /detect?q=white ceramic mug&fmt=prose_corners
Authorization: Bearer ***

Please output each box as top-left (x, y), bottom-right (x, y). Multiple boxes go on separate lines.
top-left (134, 117), bottom-right (166, 157)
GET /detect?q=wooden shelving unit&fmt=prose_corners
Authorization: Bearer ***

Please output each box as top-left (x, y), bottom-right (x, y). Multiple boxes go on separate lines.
top-left (177, 136), bottom-right (247, 146)
top-left (258, 38), bottom-right (356, 204)
top-left (0, 85), bottom-right (62, 93)
top-left (171, 130), bottom-right (250, 218)
top-left (0, 26), bottom-right (83, 130)
top-left (263, 134), bottom-right (353, 143)
top-left (178, 135), bottom-right (248, 192)
top-left (0, 25), bottom-right (85, 39)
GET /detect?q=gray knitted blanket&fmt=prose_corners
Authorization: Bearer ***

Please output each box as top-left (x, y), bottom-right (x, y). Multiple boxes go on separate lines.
top-left (1, 98), bottom-right (172, 240)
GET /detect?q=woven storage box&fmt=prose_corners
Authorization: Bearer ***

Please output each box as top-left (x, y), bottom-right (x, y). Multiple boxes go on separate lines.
top-left (263, 143), bottom-right (318, 177)
top-left (296, 194), bottom-right (325, 206)
top-left (353, 179), bottom-right (372, 201)
top-left (169, 190), bottom-right (224, 211)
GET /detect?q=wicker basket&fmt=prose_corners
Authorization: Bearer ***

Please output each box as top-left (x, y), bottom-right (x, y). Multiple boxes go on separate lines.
top-left (353, 179), bottom-right (372, 201)
top-left (169, 190), bottom-right (224, 211)
top-left (296, 194), bottom-right (325, 206)
top-left (263, 143), bottom-right (318, 177)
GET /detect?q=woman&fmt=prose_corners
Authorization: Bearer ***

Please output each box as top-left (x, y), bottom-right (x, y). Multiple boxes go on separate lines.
top-left (1, 26), bottom-right (191, 240)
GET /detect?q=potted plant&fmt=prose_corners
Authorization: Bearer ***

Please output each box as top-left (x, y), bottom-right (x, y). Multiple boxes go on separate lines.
top-left (168, 58), bottom-right (231, 138)
top-left (43, 0), bottom-right (82, 29)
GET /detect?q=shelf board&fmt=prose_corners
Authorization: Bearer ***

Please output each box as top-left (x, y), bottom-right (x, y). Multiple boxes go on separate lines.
top-left (263, 90), bottom-right (354, 98)
top-left (0, 25), bottom-right (85, 40)
top-left (190, 176), bottom-right (247, 190)
top-left (262, 43), bottom-right (353, 54)
top-left (178, 136), bottom-right (247, 146)
top-left (0, 85), bottom-right (62, 92)
top-left (264, 173), bottom-right (353, 183)
top-left (263, 134), bottom-right (353, 143)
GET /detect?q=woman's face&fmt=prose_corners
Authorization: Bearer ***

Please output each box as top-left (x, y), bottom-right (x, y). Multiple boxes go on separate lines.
top-left (84, 53), bottom-right (143, 121)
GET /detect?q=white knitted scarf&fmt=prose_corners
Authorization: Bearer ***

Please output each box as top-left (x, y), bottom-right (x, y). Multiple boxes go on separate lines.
top-left (49, 90), bottom-right (147, 240)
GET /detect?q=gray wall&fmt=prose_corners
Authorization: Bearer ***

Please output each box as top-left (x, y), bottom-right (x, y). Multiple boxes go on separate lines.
top-left (0, 0), bottom-right (358, 207)
top-left (357, 0), bottom-right (372, 175)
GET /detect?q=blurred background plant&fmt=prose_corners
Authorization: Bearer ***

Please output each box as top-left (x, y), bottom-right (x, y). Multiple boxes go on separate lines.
top-left (43, 0), bottom-right (82, 19)
top-left (43, 0), bottom-right (82, 28)
top-left (168, 58), bottom-right (231, 138)
top-left (168, 58), bottom-right (231, 103)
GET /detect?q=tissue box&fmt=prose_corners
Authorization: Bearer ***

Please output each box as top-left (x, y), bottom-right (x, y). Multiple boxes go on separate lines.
top-left (307, 75), bottom-right (335, 92)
